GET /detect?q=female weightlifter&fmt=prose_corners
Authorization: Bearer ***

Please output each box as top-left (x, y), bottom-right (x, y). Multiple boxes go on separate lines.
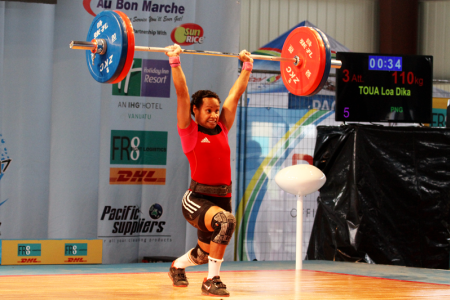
top-left (165, 43), bottom-right (253, 297)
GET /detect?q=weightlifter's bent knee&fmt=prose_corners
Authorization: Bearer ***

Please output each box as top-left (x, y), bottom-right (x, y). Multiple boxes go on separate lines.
top-left (210, 211), bottom-right (236, 245)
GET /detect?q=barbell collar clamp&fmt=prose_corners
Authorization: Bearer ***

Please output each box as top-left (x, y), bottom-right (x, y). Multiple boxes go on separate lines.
top-left (70, 41), bottom-right (95, 51)
top-left (70, 40), bottom-right (107, 55)
top-left (331, 59), bottom-right (342, 69)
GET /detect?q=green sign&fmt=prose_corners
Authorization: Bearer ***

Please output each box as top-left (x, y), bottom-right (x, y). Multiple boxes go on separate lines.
top-left (110, 130), bottom-right (168, 165)
top-left (18, 244), bottom-right (41, 256)
top-left (65, 243), bottom-right (88, 256)
top-left (112, 58), bottom-right (142, 96)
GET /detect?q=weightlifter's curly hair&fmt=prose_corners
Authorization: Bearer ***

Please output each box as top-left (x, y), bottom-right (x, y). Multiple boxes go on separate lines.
top-left (190, 90), bottom-right (221, 116)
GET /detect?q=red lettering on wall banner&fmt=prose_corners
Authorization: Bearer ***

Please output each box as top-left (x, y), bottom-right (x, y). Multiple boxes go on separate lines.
top-left (18, 258), bottom-right (41, 264)
top-left (65, 258), bottom-right (87, 263)
top-left (110, 168), bottom-right (166, 185)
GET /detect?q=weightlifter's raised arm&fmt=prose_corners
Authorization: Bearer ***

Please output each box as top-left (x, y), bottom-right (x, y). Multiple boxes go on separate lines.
top-left (219, 50), bottom-right (253, 131)
top-left (165, 44), bottom-right (191, 129)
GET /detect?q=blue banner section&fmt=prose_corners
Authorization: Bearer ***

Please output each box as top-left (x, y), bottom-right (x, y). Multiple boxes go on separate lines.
top-left (288, 94), bottom-right (335, 111)
top-left (236, 106), bottom-right (336, 261)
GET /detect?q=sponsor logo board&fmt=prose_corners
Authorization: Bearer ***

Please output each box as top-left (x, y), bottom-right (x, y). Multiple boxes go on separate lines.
top-left (110, 168), bottom-right (166, 185)
top-left (84, 1), bottom-right (186, 18)
top-left (65, 243), bottom-right (88, 256)
top-left (18, 243), bottom-right (41, 257)
top-left (110, 130), bottom-right (167, 165)
top-left (112, 59), bottom-right (170, 98)
top-left (18, 258), bottom-right (41, 264)
top-left (1, 240), bottom-right (102, 265)
top-left (99, 204), bottom-right (166, 236)
top-left (65, 258), bottom-right (88, 263)
top-left (171, 23), bottom-right (204, 45)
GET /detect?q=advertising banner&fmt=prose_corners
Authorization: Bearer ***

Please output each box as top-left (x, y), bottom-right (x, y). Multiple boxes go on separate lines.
top-left (1, 239), bottom-right (102, 265)
top-left (91, 0), bottom-right (240, 264)
top-left (0, 0), bottom-right (240, 264)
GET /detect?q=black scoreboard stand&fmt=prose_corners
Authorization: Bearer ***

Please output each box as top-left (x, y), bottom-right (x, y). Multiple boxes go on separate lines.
top-left (325, 54), bottom-right (450, 270)
top-left (335, 52), bottom-right (433, 124)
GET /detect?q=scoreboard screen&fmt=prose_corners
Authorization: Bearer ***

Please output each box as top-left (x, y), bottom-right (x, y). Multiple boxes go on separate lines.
top-left (335, 52), bottom-right (433, 123)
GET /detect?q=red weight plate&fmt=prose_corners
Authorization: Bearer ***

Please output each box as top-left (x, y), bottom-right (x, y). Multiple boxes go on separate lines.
top-left (309, 27), bottom-right (331, 96)
top-left (110, 10), bottom-right (135, 84)
top-left (280, 27), bottom-right (326, 96)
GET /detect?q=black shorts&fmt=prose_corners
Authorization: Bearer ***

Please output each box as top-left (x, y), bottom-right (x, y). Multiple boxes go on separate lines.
top-left (181, 190), bottom-right (232, 242)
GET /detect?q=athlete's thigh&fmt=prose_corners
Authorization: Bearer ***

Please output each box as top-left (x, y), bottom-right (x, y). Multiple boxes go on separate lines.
top-left (181, 190), bottom-right (215, 232)
top-left (181, 191), bottom-right (232, 232)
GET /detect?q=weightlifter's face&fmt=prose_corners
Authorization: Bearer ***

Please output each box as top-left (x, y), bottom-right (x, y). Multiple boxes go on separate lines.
top-left (194, 97), bottom-right (220, 129)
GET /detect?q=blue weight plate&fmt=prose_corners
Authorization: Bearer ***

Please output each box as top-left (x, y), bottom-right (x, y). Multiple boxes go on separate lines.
top-left (309, 27), bottom-right (331, 96)
top-left (85, 10), bottom-right (128, 83)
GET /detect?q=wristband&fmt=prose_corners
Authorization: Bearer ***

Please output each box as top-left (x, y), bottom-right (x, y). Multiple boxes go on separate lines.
top-left (169, 56), bottom-right (180, 68)
top-left (242, 61), bottom-right (253, 72)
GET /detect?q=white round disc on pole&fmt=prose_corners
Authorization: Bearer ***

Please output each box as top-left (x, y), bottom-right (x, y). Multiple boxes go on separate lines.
top-left (274, 164), bottom-right (326, 196)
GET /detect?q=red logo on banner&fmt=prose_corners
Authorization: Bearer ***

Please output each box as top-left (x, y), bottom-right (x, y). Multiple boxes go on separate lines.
top-left (18, 258), bottom-right (40, 264)
top-left (83, 0), bottom-right (96, 16)
top-left (65, 258), bottom-right (87, 263)
top-left (171, 23), bottom-right (204, 46)
top-left (110, 168), bottom-right (166, 185)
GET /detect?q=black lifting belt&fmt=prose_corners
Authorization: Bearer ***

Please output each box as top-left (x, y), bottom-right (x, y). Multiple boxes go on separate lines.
top-left (189, 179), bottom-right (232, 196)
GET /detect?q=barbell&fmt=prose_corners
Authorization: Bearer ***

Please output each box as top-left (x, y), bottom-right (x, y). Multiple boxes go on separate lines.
top-left (70, 10), bottom-right (342, 96)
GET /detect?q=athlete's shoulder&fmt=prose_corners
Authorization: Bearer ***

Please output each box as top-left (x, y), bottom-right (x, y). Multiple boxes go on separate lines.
top-left (178, 119), bottom-right (197, 136)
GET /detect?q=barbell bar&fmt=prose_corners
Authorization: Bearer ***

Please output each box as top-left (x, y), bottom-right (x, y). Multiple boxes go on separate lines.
top-left (69, 40), bottom-right (343, 68)
top-left (69, 10), bottom-right (342, 96)
top-left (70, 40), bottom-right (301, 63)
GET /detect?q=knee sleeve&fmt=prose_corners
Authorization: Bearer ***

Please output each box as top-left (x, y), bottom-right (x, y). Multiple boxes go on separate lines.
top-left (189, 243), bottom-right (209, 265)
top-left (210, 211), bottom-right (236, 245)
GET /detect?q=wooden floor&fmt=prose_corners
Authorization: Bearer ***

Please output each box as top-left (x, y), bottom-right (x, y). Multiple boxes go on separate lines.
top-left (1, 269), bottom-right (450, 299)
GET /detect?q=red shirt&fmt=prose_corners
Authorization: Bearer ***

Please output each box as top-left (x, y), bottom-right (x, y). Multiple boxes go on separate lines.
top-left (178, 119), bottom-right (231, 196)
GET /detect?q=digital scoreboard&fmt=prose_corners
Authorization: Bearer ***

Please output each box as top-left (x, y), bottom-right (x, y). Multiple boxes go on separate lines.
top-left (335, 52), bottom-right (433, 123)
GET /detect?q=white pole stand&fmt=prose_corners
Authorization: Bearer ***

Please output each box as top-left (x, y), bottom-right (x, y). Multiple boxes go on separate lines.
top-left (296, 194), bottom-right (304, 270)
top-left (274, 164), bottom-right (326, 271)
